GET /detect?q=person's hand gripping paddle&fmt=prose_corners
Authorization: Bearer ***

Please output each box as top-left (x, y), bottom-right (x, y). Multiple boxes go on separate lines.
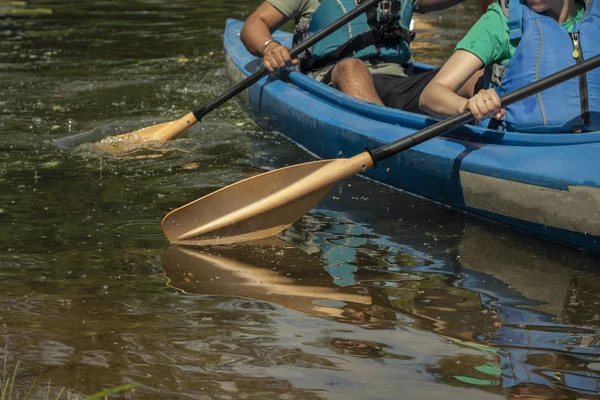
top-left (91, 0), bottom-right (385, 154)
top-left (161, 55), bottom-right (600, 246)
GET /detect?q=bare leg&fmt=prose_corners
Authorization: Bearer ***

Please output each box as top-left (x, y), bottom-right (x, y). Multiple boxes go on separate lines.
top-left (330, 58), bottom-right (384, 105)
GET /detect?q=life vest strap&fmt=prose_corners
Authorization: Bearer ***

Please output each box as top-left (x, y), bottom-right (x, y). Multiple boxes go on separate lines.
top-left (305, 23), bottom-right (411, 71)
top-left (506, 0), bottom-right (524, 40)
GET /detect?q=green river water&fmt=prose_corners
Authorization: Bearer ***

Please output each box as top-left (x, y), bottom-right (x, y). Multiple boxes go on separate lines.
top-left (1, 1), bottom-right (600, 399)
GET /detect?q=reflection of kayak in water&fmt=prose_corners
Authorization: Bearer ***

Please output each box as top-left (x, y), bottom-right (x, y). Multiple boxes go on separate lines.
top-left (162, 206), bottom-right (600, 397)
top-left (160, 238), bottom-right (506, 398)
top-left (161, 228), bottom-right (510, 399)
top-left (356, 220), bottom-right (600, 397)
top-left (457, 223), bottom-right (600, 397)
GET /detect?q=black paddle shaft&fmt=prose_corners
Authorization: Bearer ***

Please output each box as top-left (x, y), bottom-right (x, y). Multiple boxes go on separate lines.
top-left (192, 0), bottom-right (382, 121)
top-left (370, 54), bottom-right (600, 163)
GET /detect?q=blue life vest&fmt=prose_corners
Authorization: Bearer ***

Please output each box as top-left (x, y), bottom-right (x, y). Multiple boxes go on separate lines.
top-left (495, 0), bottom-right (600, 132)
top-left (306, 0), bottom-right (413, 70)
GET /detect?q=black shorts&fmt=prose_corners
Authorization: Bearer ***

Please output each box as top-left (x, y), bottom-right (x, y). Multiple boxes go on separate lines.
top-left (372, 69), bottom-right (439, 114)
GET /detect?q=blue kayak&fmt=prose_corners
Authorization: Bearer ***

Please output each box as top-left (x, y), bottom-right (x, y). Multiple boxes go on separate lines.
top-left (223, 19), bottom-right (600, 254)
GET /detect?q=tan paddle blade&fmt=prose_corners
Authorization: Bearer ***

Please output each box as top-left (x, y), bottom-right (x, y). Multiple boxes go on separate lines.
top-left (92, 112), bottom-right (198, 154)
top-left (162, 152), bottom-right (374, 246)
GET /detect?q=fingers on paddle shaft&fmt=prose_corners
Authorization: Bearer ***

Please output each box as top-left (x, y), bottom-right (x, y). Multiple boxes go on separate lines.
top-left (161, 152), bottom-right (374, 246)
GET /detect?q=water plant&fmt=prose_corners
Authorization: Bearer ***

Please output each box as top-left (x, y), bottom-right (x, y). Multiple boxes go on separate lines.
top-left (1, 358), bottom-right (136, 400)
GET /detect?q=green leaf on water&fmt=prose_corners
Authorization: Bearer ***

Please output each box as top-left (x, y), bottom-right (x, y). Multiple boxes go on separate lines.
top-left (475, 362), bottom-right (502, 376)
top-left (84, 383), bottom-right (138, 400)
top-left (454, 375), bottom-right (496, 386)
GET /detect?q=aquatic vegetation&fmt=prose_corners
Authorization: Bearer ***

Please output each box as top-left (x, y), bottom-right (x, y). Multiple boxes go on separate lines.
top-left (0, 359), bottom-right (136, 400)
top-left (0, 1), bottom-right (52, 16)
top-left (83, 384), bottom-right (138, 400)
top-left (1, 359), bottom-right (64, 400)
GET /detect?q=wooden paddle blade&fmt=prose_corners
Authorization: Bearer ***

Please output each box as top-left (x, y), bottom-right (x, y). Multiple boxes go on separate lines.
top-left (161, 152), bottom-right (374, 246)
top-left (92, 112), bottom-right (198, 154)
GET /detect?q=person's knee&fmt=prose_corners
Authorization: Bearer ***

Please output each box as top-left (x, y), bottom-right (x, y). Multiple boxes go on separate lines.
top-left (331, 58), bottom-right (370, 86)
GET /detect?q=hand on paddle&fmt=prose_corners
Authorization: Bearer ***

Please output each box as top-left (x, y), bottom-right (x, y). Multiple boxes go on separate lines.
top-left (262, 42), bottom-right (298, 71)
top-left (163, 54), bottom-right (600, 246)
top-left (464, 88), bottom-right (505, 121)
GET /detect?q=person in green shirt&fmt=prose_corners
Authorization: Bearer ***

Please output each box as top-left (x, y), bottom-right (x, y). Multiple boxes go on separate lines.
top-left (419, 0), bottom-right (586, 121)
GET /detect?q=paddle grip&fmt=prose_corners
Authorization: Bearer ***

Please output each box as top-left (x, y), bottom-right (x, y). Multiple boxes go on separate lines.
top-left (370, 54), bottom-right (600, 163)
top-left (192, 0), bottom-right (383, 121)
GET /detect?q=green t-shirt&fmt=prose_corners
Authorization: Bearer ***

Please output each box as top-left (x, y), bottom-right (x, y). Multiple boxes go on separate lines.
top-left (455, 2), bottom-right (585, 66)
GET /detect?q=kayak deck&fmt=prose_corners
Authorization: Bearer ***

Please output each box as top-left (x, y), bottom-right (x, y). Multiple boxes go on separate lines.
top-left (223, 18), bottom-right (600, 254)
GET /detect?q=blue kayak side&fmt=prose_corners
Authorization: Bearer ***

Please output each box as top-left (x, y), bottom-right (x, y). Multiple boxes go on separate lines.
top-left (223, 18), bottom-right (600, 254)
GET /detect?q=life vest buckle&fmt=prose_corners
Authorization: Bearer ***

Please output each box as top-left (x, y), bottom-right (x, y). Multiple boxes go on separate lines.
top-left (378, 0), bottom-right (401, 19)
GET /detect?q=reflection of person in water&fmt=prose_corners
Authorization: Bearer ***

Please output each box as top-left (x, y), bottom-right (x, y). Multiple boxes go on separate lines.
top-left (454, 224), bottom-right (600, 399)
top-left (334, 287), bottom-right (399, 330)
top-left (505, 382), bottom-right (578, 400)
top-left (370, 223), bottom-right (600, 398)
top-left (161, 210), bottom-right (600, 398)
top-left (393, 271), bottom-right (600, 399)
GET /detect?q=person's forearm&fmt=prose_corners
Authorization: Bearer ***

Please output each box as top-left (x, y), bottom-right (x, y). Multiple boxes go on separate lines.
top-left (241, 15), bottom-right (277, 56)
top-left (419, 82), bottom-right (468, 118)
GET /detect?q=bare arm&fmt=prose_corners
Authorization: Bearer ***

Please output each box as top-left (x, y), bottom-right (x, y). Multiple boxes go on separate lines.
top-left (240, 2), bottom-right (299, 71)
top-left (241, 2), bottom-right (289, 56)
top-left (420, 50), bottom-right (504, 120)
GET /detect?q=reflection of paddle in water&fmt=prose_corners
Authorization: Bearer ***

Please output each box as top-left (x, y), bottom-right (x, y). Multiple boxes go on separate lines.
top-left (161, 239), bottom-right (375, 319)
top-left (162, 207), bottom-right (600, 397)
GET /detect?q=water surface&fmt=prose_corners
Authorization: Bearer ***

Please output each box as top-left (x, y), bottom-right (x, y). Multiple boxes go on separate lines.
top-left (1, 1), bottom-right (599, 399)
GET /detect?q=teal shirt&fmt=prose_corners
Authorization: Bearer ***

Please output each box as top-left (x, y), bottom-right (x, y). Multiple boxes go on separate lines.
top-left (455, 2), bottom-right (585, 66)
top-left (266, 0), bottom-right (407, 76)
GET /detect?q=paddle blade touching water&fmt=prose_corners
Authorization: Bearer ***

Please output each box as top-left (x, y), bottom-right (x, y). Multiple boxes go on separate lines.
top-left (162, 153), bottom-right (374, 246)
top-left (92, 112), bottom-right (198, 154)
top-left (85, 0), bottom-right (384, 154)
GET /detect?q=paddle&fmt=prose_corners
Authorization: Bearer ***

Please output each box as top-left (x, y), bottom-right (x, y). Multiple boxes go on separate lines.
top-left (92, 0), bottom-right (384, 153)
top-left (162, 54), bottom-right (600, 246)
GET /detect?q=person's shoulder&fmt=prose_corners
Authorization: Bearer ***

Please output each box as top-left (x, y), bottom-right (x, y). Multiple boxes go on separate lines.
top-left (480, 2), bottom-right (508, 23)
top-left (270, 0), bottom-right (318, 11)
top-left (267, 0), bottom-right (309, 18)
top-left (305, 0), bottom-right (320, 13)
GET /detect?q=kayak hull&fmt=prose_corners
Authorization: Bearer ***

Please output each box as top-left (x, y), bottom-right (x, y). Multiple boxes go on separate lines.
top-left (223, 18), bottom-right (600, 254)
